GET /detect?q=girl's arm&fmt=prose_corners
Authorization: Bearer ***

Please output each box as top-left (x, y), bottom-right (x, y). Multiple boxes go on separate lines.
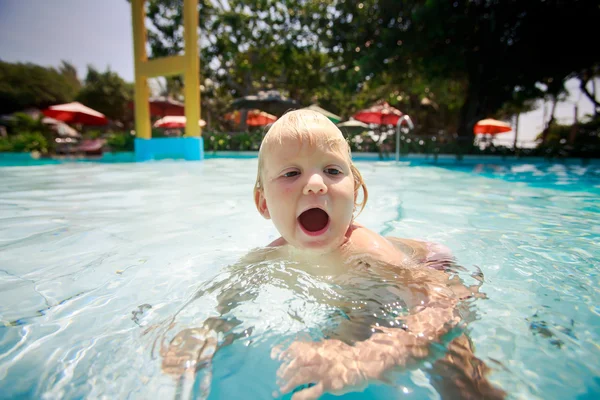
top-left (155, 246), bottom-right (278, 377)
top-left (274, 241), bottom-right (490, 400)
top-left (273, 286), bottom-right (463, 399)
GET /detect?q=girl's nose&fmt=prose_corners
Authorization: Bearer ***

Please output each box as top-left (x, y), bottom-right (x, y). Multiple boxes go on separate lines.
top-left (303, 173), bottom-right (328, 195)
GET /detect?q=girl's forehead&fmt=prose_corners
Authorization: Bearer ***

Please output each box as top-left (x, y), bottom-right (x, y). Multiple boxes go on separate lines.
top-left (267, 121), bottom-right (346, 149)
top-left (266, 129), bottom-right (347, 158)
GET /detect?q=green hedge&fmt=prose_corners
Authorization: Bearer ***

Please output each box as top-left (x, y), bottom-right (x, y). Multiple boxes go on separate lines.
top-left (203, 130), bottom-right (264, 152)
top-left (105, 131), bottom-right (135, 152)
top-left (0, 131), bottom-right (49, 153)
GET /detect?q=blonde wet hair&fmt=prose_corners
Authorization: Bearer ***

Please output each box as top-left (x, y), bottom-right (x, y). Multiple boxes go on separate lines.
top-left (253, 109), bottom-right (368, 215)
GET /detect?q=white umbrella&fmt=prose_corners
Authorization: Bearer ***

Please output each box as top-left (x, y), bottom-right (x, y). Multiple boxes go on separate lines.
top-left (42, 117), bottom-right (80, 138)
top-left (337, 120), bottom-right (369, 129)
top-left (302, 104), bottom-right (342, 123)
top-left (153, 115), bottom-right (207, 128)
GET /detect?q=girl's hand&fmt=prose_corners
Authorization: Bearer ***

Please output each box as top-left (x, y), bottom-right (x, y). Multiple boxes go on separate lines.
top-left (272, 339), bottom-right (369, 400)
top-left (272, 327), bottom-right (433, 399)
top-left (160, 327), bottom-right (218, 376)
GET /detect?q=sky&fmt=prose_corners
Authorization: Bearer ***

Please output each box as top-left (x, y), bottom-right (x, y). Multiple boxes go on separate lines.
top-left (0, 0), bottom-right (597, 147)
top-left (0, 0), bottom-right (135, 81)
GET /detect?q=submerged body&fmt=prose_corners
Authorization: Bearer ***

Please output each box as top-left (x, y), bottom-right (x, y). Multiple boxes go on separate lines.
top-left (158, 235), bottom-right (501, 399)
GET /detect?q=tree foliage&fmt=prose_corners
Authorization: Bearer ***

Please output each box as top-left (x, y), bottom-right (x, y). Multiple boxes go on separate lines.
top-left (145, 0), bottom-right (337, 124)
top-left (0, 61), bottom-right (80, 114)
top-left (4, 0), bottom-right (600, 155)
top-left (322, 0), bottom-right (600, 137)
top-left (76, 66), bottom-right (134, 122)
top-left (145, 0), bottom-right (600, 139)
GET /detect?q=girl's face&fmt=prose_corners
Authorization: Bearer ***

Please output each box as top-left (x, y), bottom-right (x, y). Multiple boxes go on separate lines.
top-left (255, 124), bottom-right (356, 253)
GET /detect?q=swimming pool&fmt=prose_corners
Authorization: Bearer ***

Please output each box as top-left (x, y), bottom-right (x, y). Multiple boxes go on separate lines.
top-left (0, 158), bottom-right (598, 399)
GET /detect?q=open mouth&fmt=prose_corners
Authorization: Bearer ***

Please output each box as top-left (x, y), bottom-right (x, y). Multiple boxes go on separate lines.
top-left (298, 208), bottom-right (330, 236)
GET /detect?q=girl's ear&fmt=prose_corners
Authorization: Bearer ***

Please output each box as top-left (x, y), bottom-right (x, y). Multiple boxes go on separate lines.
top-left (254, 189), bottom-right (271, 219)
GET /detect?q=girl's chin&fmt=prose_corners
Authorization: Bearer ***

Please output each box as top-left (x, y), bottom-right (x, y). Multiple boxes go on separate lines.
top-left (292, 231), bottom-right (344, 253)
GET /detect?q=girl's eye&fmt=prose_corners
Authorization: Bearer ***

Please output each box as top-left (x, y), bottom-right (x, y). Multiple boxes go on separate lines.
top-left (283, 171), bottom-right (299, 178)
top-left (325, 168), bottom-right (342, 176)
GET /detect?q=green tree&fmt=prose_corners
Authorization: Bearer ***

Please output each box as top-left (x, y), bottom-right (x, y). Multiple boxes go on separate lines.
top-left (575, 65), bottom-right (599, 117)
top-left (0, 61), bottom-right (79, 114)
top-left (322, 0), bottom-right (600, 140)
top-left (145, 0), bottom-right (334, 120)
top-left (141, 0), bottom-right (600, 148)
top-left (496, 87), bottom-right (539, 149)
top-left (76, 66), bottom-right (133, 122)
top-left (58, 61), bottom-right (82, 94)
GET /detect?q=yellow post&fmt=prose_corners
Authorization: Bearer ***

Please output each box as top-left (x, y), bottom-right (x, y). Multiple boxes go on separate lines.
top-left (183, 0), bottom-right (201, 137)
top-left (130, 0), bottom-right (201, 139)
top-left (131, 0), bottom-right (151, 139)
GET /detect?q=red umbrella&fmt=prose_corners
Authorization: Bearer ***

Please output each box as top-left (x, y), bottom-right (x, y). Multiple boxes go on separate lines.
top-left (153, 115), bottom-right (206, 128)
top-left (224, 109), bottom-right (277, 127)
top-left (474, 119), bottom-right (512, 135)
top-left (128, 96), bottom-right (185, 117)
top-left (353, 101), bottom-right (403, 125)
top-left (42, 102), bottom-right (108, 126)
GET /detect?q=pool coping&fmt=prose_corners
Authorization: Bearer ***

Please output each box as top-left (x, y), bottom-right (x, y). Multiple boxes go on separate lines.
top-left (1, 151), bottom-right (599, 166)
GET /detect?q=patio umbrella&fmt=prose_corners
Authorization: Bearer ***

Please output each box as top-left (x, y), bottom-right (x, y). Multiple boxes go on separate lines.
top-left (128, 96), bottom-right (185, 117)
top-left (353, 100), bottom-right (403, 126)
top-left (337, 119), bottom-right (369, 134)
top-left (153, 115), bottom-right (206, 128)
top-left (224, 109), bottom-right (277, 127)
top-left (302, 104), bottom-right (341, 123)
top-left (231, 90), bottom-right (298, 116)
top-left (337, 120), bottom-right (370, 142)
top-left (42, 102), bottom-right (108, 126)
top-left (42, 117), bottom-right (80, 138)
top-left (474, 119), bottom-right (512, 135)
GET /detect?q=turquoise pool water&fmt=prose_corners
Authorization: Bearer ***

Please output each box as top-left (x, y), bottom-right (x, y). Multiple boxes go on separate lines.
top-left (0, 158), bottom-right (599, 399)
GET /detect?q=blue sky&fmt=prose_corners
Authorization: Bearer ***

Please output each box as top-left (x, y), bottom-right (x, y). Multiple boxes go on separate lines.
top-left (0, 0), bottom-right (135, 81)
top-left (0, 0), bottom-right (597, 146)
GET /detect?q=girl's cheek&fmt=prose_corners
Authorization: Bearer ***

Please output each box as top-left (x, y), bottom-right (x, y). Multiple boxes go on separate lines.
top-left (280, 183), bottom-right (295, 196)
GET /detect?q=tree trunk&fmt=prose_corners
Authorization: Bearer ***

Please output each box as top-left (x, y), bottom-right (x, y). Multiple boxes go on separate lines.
top-left (457, 78), bottom-right (487, 156)
top-left (513, 113), bottom-right (519, 150)
top-left (457, 88), bottom-right (480, 139)
top-left (541, 96), bottom-right (558, 145)
top-left (568, 105), bottom-right (578, 145)
top-left (579, 76), bottom-right (600, 116)
top-left (593, 78), bottom-right (598, 117)
top-left (238, 109), bottom-right (248, 132)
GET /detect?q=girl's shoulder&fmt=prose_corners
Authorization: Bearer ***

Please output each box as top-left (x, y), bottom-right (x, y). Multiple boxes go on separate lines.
top-left (238, 244), bottom-right (285, 265)
top-left (385, 237), bottom-right (454, 270)
top-left (267, 237), bottom-right (287, 247)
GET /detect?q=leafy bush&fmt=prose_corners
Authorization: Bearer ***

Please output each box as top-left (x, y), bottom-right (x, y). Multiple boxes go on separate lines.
top-left (6, 112), bottom-right (47, 132)
top-left (229, 131), bottom-right (263, 151)
top-left (533, 116), bottom-right (600, 158)
top-left (84, 129), bottom-right (103, 139)
top-left (206, 132), bottom-right (232, 151)
top-left (9, 131), bottom-right (49, 153)
top-left (0, 136), bottom-right (13, 152)
top-left (4, 113), bottom-right (55, 153)
top-left (106, 131), bottom-right (135, 151)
